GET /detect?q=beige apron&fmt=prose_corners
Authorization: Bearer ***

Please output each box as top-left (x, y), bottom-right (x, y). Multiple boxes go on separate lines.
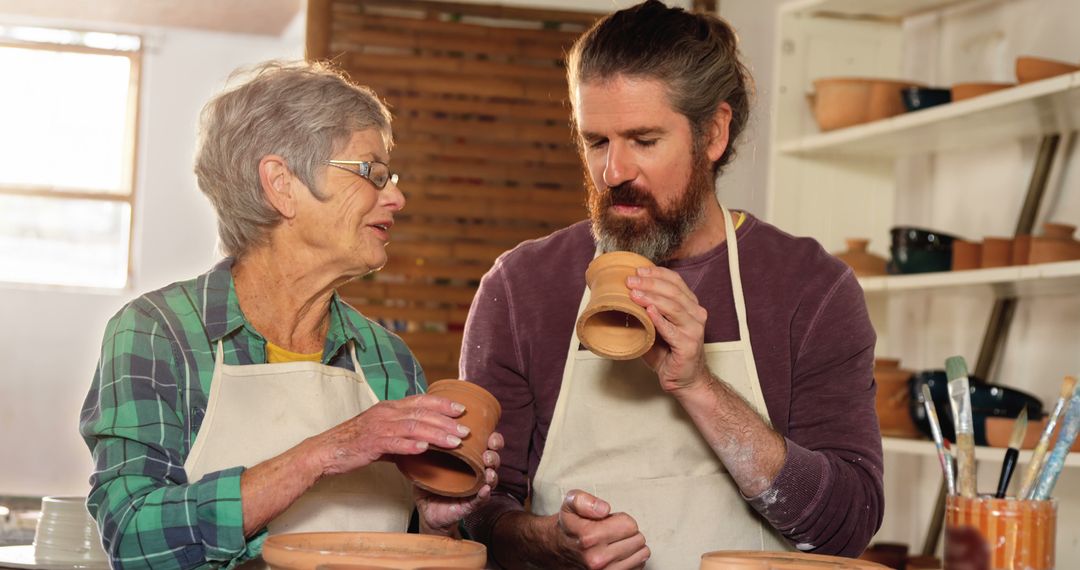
top-left (184, 341), bottom-right (414, 556)
top-left (532, 203), bottom-right (790, 568)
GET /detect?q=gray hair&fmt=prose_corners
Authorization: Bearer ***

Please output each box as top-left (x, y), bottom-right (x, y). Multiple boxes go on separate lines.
top-left (194, 59), bottom-right (393, 257)
top-left (567, 0), bottom-right (753, 176)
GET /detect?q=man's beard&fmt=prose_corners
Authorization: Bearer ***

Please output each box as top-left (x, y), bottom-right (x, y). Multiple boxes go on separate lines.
top-left (586, 149), bottom-right (715, 263)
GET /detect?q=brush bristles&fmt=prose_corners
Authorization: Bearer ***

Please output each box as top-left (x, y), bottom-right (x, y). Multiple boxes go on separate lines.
top-left (945, 356), bottom-right (969, 382)
top-left (1009, 407), bottom-right (1029, 450)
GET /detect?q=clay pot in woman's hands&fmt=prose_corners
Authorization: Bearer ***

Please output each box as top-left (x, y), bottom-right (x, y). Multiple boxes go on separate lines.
top-left (834, 238), bottom-right (888, 277)
top-left (576, 251), bottom-right (656, 360)
top-left (1030, 222), bottom-right (1080, 264)
top-left (396, 380), bottom-right (501, 497)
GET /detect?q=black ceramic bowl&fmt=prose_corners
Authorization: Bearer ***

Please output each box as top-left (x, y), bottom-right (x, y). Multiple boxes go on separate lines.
top-left (908, 370), bottom-right (1044, 445)
top-left (902, 87), bottom-right (952, 112)
top-left (888, 227), bottom-right (958, 274)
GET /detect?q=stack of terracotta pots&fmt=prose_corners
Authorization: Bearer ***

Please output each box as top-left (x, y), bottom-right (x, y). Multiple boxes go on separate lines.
top-left (952, 222), bottom-right (1080, 270)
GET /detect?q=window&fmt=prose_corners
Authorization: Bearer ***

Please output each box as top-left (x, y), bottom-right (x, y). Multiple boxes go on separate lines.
top-left (0, 26), bottom-right (141, 289)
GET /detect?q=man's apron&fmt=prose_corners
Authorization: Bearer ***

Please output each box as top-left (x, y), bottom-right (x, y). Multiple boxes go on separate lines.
top-left (531, 203), bottom-right (790, 568)
top-left (184, 340), bottom-right (414, 562)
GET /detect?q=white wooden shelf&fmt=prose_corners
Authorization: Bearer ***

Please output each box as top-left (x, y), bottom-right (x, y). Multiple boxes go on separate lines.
top-left (787, 0), bottom-right (976, 20)
top-left (779, 71), bottom-right (1080, 159)
top-left (858, 260), bottom-right (1080, 298)
top-left (883, 436), bottom-right (1080, 468)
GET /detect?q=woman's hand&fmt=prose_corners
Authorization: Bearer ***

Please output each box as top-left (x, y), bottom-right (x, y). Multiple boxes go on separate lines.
top-left (304, 394), bottom-right (473, 476)
top-left (416, 431), bottom-right (504, 535)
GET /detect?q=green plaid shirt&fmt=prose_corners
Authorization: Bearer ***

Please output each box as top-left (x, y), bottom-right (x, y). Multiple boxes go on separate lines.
top-left (79, 259), bottom-right (426, 569)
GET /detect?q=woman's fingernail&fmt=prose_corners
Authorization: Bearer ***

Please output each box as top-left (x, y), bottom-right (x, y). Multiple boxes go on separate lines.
top-left (483, 451), bottom-right (496, 464)
top-left (447, 435), bottom-right (462, 446)
top-left (451, 402), bottom-right (466, 413)
top-left (637, 267), bottom-right (651, 276)
top-left (626, 276), bottom-right (640, 286)
top-left (416, 441), bottom-right (429, 451)
top-left (457, 424), bottom-right (471, 436)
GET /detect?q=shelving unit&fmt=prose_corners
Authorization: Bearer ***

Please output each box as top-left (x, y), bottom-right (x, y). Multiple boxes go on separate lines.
top-left (779, 71), bottom-right (1080, 159)
top-left (883, 436), bottom-right (1080, 468)
top-left (859, 260), bottom-right (1080, 298)
top-left (788, 0), bottom-right (977, 20)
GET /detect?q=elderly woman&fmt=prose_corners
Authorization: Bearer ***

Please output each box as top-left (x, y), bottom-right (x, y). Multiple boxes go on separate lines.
top-left (79, 60), bottom-right (501, 569)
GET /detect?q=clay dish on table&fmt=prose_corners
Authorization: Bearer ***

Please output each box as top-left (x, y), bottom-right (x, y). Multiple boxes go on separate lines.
top-left (810, 78), bottom-right (922, 131)
top-left (263, 532), bottom-right (486, 570)
top-left (951, 82), bottom-right (1015, 101)
top-left (577, 251), bottom-right (656, 360)
top-left (1016, 55), bottom-right (1080, 84)
top-left (700, 550), bottom-right (889, 569)
top-left (396, 380), bottom-right (501, 498)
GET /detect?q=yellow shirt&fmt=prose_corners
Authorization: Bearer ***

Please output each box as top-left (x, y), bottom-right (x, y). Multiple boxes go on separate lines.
top-left (266, 342), bottom-right (323, 363)
top-left (734, 211), bottom-right (746, 230)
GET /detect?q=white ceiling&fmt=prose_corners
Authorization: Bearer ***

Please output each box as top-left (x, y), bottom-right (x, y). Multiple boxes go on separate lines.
top-left (0, 0), bottom-right (303, 36)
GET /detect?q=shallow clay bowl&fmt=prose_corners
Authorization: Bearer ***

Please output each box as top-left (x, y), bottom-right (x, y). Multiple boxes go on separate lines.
top-left (700, 550), bottom-right (889, 569)
top-left (951, 82), bottom-right (1015, 101)
top-left (1016, 55), bottom-right (1080, 84)
top-left (263, 532), bottom-right (486, 570)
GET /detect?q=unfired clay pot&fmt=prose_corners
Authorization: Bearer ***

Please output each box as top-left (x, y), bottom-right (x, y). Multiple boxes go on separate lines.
top-left (810, 78), bottom-right (922, 132)
top-left (1030, 222), bottom-right (1080, 264)
top-left (874, 358), bottom-right (920, 438)
top-left (834, 238), bottom-right (888, 277)
top-left (1016, 55), bottom-right (1080, 84)
top-left (700, 550), bottom-right (889, 569)
top-left (951, 240), bottom-right (982, 271)
top-left (980, 237), bottom-right (1013, 268)
top-left (396, 380), bottom-right (501, 497)
top-left (577, 251), bottom-right (656, 360)
top-left (263, 532), bottom-right (485, 570)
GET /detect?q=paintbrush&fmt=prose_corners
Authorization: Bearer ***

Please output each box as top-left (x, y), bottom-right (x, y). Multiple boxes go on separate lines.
top-left (920, 383), bottom-right (956, 495)
top-left (1019, 376), bottom-right (1078, 499)
top-left (1032, 383), bottom-right (1080, 500)
top-left (994, 406), bottom-right (1028, 498)
top-left (946, 356), bottom-right (977, 498)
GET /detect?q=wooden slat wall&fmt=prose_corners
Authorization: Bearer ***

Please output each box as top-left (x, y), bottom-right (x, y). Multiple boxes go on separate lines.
top-left (307, 0), bottom-right (597, 381)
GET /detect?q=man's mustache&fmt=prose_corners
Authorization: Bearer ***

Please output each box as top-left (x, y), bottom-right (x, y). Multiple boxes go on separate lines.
top-left (604, 183), bottom-right (655, 208)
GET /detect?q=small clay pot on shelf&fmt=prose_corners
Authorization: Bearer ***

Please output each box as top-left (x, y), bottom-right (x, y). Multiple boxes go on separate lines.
top-left (951, 240), bottom-right (982, 271)
top-left (577, 251), bottom-right (656, 360)
top-left (834, 238), bottom-right (888, 277)
top-left (395, 380), bottom-right (501, 498)
top-left (980, 237), bottom-right (1013, 268)
top-left (1012, 234), bottom-right (1032, 266)
top-left (874, 358), bottom-right (920, 438)
top-left (1030, 222), bottom-right (1080, 264)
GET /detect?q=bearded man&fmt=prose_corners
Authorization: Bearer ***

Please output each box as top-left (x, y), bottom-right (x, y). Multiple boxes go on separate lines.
top-left (459, 2), bottom-right (883, 568)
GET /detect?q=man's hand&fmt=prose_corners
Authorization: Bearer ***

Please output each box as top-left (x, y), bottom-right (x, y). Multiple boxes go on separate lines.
top-left (626, 266), bottom-right (711, 393)
top-left (416, 431), bottom-right (504, 534)
top-left (551, 490), bottom-right (650, 570)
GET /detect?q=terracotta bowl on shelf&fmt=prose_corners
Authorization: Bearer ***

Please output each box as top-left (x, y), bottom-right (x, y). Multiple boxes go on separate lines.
top-left (1016, 55), bottom-right (1080, 84)
top-left (263, 532), bottom-right (486, 570)
top-left (874, 358), bottom-right (920, 438)
top-left (951, 82), bottom-right (1015, 101)
top-left (985, 416), bottom-right (1080, 451)
top-left (810, 77), bottom-right (923, 131)
top-left (980, 237), bottom-right (1013, 268)
top-left (1030, 222), bottom-right (1080, 264)
top-left (834, 238), bottom-right (888, 277)
top-left (951, 239), bottom-right (982, 271)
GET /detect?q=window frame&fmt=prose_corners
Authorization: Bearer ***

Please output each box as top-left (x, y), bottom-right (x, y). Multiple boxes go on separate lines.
top-left (0, 31), bottom-right (142, 290)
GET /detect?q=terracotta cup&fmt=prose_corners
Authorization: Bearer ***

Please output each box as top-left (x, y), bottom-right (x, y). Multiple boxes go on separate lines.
top-left (945, 495), bottom-right (1056, 570)
top-left (980, 237), bottom-right (1013, 268)
top-left (873, 358), bottom-right (919, 438)
top-left (576, 251), bottom-right (656, 360)
top-left (700, 550), bottom-right (890, 569)
top-left (1030, 222), bottom-right (1080, 264)
top-left (834, 238), bottom-right (888, 277)
top-left (1012, 234), bottom-right (1032, 266)
top-left (396, 380), bottom-right (501, 497)
top-left (951, 240), bottom-right (982, 271)
top-left (263, 532), bottom-right (486, 570)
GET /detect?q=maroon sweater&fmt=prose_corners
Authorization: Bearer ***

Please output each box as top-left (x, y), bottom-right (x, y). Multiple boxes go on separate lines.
top-left (459, 214), bottom-right (883, 557)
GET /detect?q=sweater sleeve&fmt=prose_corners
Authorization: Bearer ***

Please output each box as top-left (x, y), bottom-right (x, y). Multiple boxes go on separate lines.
top-left (459, 260), bottom-right (530, 545)
top-left (746, 270), bottom-right (884, 556)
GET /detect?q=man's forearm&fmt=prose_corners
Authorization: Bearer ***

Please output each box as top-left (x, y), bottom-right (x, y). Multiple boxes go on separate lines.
top-left (673, 371), bottom-right (787, 497)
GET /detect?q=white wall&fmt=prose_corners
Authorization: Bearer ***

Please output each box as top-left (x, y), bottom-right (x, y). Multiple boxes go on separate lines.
top-left (0, 15), bottom-right (304, 496)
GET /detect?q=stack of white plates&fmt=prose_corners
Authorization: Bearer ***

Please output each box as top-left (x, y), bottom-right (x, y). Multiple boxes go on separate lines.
top-left (0, 497), bottom-right (108, 570)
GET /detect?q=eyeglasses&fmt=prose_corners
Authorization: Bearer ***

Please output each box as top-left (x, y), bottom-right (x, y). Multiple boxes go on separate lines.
top-left (325, 160), bottom-right (399, 190)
